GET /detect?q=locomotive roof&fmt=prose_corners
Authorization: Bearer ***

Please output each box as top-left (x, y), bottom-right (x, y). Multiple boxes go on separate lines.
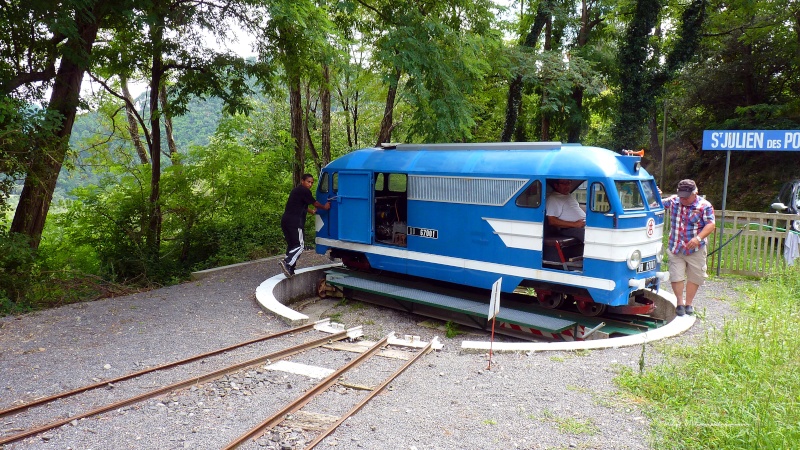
top-left (324, 142), bottom-right (648, 179)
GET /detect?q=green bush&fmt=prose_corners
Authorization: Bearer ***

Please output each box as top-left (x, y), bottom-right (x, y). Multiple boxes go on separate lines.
top-left (0, 230), bottom-right (38, 313)
top-left (4, 110), bottom-right (327, 313)
top-left (50, 113), bottom-right (296, 284)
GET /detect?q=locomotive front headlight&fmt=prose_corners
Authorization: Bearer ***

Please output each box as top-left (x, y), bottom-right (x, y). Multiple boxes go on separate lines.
top-left (627, 250), bottom-right (642, 270)
top-left (656, 243), bottom-right (664, 263)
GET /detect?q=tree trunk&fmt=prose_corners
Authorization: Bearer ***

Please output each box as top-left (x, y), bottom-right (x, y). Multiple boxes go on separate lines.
top-left (303, 81), bottom-right (321, 174)
top-left (10, 16), bottom-right (100, 249)
top-left (500, 1), bottom-right (550, 142)
top-left (160, 84), bottom-right (179, 164)
top-left (305, 124), bottom-right (321, 176)
top-left (321, 64), bottom-right (331, 166)
top-left (145, 13), bottom-right (165, 257)
top-left (566, 0), bottom-right (602, 143)
top-left (122, 78), bottom-right (149, 164)
top-left (376, 69), bottom-right (401, 146)
top-left (501, 75), bottom-right (524, 142)
top-left (566, 87), bottom-right (584, 143)
top-left (289, 78), bottom-right (304, 186)
top-left (335, 77), bottom-right (353, 148)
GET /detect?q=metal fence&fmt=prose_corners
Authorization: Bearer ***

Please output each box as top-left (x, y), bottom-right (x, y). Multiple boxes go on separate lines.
top-left (705, 211), bottom-right (800, 277)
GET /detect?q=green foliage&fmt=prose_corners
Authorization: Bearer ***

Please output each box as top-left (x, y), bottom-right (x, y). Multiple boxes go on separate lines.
top-left (367, 0), bottom-right (503, 142)
top-left (0, 98), bottom-right (64, 212)
top-left (0, 229), bottom-right (37, 311)
top-left (53, 111), bottom-right (294, 283)
top-left (444, 320), bottom-right (463, 338)
top-left (616, 266), bottom-right (800, 449)
top-left (611, 0), bottom-right (663, 150)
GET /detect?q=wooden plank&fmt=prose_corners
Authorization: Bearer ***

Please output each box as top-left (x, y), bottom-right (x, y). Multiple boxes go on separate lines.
top-left (323, 341), bottom-right (412, 360)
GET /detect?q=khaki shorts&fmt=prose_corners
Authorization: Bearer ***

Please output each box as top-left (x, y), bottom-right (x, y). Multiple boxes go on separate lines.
top-left (668, 246), bottom-right (708, 286)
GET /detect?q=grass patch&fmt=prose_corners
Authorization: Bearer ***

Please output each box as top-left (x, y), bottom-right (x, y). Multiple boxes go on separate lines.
top-left (348, 301), bottom-right (367, 311)
top-left (538, 409), bottom-right (599, 436)
top-left (444, 321), bottom-right (464, 338)
top-left (616, 265), bottom-right (800, 449)
top-left (328, 312), bottom-right (343, 322)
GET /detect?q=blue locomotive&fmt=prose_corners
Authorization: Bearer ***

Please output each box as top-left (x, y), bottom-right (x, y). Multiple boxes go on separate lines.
top-left (313, 142), bottom-right (669, 316)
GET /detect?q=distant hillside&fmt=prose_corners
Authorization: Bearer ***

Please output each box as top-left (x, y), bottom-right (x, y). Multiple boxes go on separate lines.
top-left (69, 95), bottom-right (223, 151)
top-left (58, 95), bottom-right (225, 198)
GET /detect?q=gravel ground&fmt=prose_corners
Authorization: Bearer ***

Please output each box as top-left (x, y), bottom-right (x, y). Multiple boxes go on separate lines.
top-left (0, 253), bottom-right (747, 450)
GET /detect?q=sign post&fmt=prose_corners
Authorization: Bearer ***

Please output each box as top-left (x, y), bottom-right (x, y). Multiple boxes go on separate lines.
top-left (486, 278), bottom-right (502, 370)
top-left (702, 130), bottom-right (800, 274)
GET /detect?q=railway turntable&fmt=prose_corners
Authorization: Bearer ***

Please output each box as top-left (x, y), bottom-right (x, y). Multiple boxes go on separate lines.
top-left (319, 268), bottom-right (668, 342)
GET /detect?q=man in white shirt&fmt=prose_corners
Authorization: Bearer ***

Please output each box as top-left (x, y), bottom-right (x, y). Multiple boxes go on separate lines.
top-left (546, 179), bottom-right (586, 242)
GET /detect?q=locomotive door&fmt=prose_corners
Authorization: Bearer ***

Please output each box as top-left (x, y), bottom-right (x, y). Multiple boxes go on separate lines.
top-left (337, 171), bottom-right (373, 244)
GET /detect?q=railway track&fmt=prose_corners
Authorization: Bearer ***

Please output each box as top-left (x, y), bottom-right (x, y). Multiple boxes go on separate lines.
top-left (0, 319), bottom-right (439, 449)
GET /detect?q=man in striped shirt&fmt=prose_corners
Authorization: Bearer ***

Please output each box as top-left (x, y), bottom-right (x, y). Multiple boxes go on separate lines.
top-left (662, 179), bottom-right (716, 316)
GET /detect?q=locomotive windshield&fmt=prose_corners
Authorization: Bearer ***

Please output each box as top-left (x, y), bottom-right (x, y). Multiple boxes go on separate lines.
top-left (615, 181), bottom-right (645, 211)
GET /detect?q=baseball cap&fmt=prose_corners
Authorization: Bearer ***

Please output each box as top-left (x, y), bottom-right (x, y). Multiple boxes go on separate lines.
top-left (677, 179), bottom-right (697, 198)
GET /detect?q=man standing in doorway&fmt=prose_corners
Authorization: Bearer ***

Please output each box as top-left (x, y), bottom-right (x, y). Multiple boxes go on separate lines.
top-left (546, 179), bottom-right (587, 242)
top-left (662, 179), bottom-right (716, 316)
top-left (279, 174), bottom-right (330, 278)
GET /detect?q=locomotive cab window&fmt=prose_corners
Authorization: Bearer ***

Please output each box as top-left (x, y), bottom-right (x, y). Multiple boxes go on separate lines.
top-left (515, 180), bottom-right (542, 208)
top-left (319, 172), bottom-right (330, 193)
top-left (641, 179), bottom-right (660, 208)
top-left (374, 172), bottom-right (408, 247)
top-left (590, 183), bottom-right (611, 213)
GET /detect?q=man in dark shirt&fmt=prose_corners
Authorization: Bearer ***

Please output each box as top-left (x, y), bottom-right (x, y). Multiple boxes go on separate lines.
top-left (279, 174), bottom-right (330, 278)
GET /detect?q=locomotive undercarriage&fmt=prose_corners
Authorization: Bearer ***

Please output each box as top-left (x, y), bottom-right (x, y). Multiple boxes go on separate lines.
top-left (521, 281), bottom-right (656, 317)
top-left (331, 249), bottom-right (657, 319)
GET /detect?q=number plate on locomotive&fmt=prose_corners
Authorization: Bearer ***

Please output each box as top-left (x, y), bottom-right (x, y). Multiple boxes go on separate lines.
top-left (407, 226), bottom-right (438, 239)
top-left (637, 260), bottom-right (656, 273)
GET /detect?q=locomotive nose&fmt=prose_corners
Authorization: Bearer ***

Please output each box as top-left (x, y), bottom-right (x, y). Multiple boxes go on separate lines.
top-left (628, 271), bottom-right (669, 290)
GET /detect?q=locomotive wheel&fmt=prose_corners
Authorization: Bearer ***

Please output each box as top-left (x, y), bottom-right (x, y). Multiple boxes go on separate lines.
top-left (576, 300), bottom-right (607, 317)
top-left (539, 293), bottom-right (565, 309)
top-left (316, 279), bottom-right (328, 299)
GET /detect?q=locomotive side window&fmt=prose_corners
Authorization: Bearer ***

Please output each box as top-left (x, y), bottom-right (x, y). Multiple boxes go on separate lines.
top-left (515, 180), bottom-right (542, 208)
top-left (615, 181), bottom-right (645, 210)
top-left (332, 172), bottom-right (339, 192)
top-left (590, 183), bottom-right (611, 213)
top-left (388, 173), bottom-right (407, 192)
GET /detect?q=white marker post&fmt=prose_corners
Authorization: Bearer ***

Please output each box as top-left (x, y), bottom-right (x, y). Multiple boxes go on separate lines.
top-left (487, 278), bottom-right (502, 370)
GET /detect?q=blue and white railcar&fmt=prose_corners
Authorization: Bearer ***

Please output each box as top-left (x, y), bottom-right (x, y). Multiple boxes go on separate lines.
top-left (314, 142), bottom-right (669, 316)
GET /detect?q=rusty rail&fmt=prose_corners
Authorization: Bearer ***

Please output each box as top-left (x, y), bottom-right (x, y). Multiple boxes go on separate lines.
top-left (0, 325), bottom-right (357, 446)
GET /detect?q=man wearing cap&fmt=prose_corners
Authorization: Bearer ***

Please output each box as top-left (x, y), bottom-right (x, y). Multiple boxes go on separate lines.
top-left (662, 179), bottom-right (716, 316)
